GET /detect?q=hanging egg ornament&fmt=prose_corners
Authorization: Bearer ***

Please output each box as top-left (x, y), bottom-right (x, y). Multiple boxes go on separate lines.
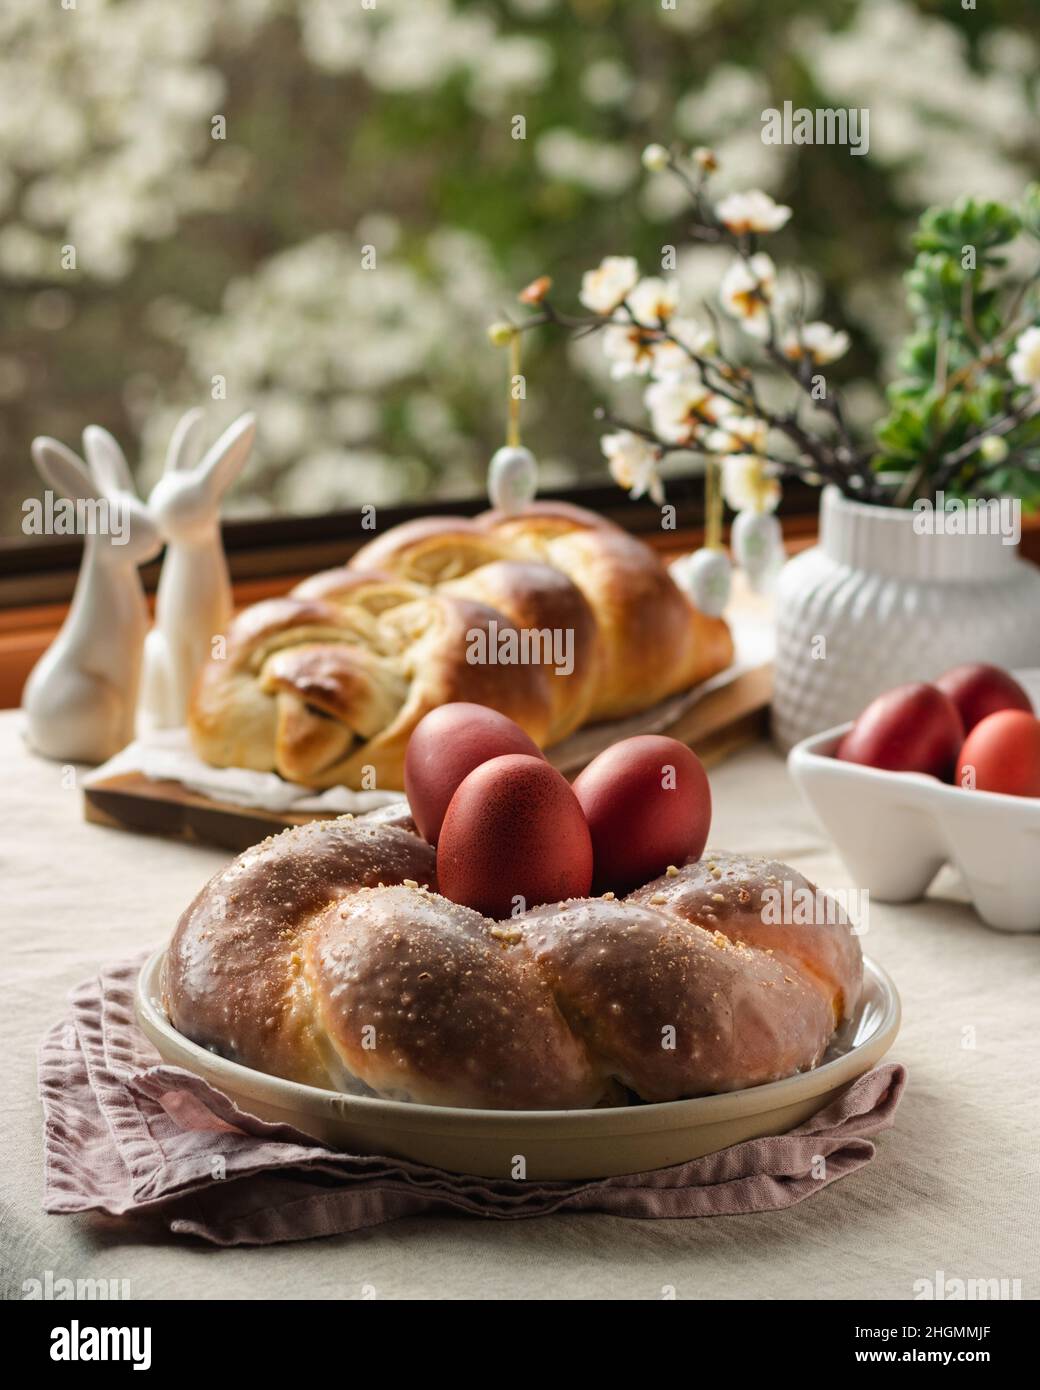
top-left (754, 545), bottom-right (785, 596)
top-left (674, 547), bottom-right (732, 618)
top-left (731, 509), bottom-right (783, 592)
top-left (488, 445), bottom-right (538, 515)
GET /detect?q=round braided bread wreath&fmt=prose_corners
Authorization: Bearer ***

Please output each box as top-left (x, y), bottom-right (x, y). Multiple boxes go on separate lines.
top-left (163, 809), bottom-right (863, 1111)
top-left (188, 503), bottom-right (734, 790)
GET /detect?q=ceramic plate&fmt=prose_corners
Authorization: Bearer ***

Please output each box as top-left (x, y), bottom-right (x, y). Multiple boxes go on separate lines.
top-left (136, 949), bottom-right (900, 1181)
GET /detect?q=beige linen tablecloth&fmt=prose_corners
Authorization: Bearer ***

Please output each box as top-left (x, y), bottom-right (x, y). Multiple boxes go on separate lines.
top-left (2, 709), bottom-right (1037, 1300)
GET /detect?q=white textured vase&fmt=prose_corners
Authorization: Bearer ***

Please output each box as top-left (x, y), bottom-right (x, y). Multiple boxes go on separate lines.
top-left (772, 486), bottom-right (1040, 750)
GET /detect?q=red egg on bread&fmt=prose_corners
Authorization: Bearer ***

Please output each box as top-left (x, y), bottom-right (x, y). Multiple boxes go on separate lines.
top-left (956, 709), bottom-right (1040, 798)
top-left (836, 682), bottom-right (964, 780)
top-left (404, 702), bottom-right (544, 845)
top-left (437, 753), bottom-right (593, 917)
top-left (936, 662), bottom-right (1032, 734)
top-left (572, 734), bottom-right (712, 894)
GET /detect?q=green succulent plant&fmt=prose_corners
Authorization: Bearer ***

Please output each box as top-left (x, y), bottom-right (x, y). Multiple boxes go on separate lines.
top-left (874, 190), bottom-right (1040, 509)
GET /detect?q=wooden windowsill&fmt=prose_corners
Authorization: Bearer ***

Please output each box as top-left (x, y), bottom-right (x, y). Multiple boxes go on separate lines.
top-left (0, 514), bottom-right (810, 710)
top-left (3, 509), bottom-right (1037, 711)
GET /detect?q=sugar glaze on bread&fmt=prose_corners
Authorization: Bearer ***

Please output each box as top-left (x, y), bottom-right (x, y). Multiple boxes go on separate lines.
top-left (163, 813), bottom-right (862, 1110)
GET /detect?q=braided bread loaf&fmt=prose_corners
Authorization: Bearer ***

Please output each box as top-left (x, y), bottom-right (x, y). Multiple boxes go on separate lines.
top-left (188, 503), bottom-right (733, 790)
top-left (163, 809), bottom-right (862, 1110)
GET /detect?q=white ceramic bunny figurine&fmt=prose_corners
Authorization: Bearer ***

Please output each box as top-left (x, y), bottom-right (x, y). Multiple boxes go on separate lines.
top-left (140, 410), bottom-right (256, 730)
top-left (22, 428), bottom-right (161, 763)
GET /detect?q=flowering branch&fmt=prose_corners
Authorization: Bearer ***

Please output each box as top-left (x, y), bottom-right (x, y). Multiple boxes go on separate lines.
top-left (492, 144), bottom-right (879, 512)
top-left (493, 149), bottom-right (1040, 513)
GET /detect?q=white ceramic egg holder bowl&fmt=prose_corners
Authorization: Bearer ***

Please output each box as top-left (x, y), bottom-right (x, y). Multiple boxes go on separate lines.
top-left (788, 676), bottom-right (1040, 934)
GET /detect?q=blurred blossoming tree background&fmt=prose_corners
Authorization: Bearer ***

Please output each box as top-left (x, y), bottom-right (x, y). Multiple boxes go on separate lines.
top-left (2, 0), bottom-right (1039, 536)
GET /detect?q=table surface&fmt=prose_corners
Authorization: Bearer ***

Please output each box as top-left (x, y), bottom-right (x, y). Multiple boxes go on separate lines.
top-left (2, 708), bottom-right (1037, 1301)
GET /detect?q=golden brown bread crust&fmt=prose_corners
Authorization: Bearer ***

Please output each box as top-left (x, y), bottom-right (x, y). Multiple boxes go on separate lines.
top-left (188, 503), bottom-right (733, 789)
top-left (163, 819), bottom-right (863, 1110)
top-left (626, 853), bottom-right (863, 1026)
top-left (162, 817), bottom-right (437, 1089)
top-left (440, 560), bottom-right (600, 741)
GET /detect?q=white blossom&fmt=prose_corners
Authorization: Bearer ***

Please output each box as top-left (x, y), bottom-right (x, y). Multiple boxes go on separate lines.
top-left (1008, 325), bottom-right (1040, 387)
top-left (645, 379), bottom-right (725, 445)
top-left (579, 255), bottom-right (640, 314)
top-left (602, 322), bottom-right (659, 378)
top-left (628, 276), bottom-right (680, 324)
top-left (641, 143), bottom-right (671, 172)
top-left (781, 320), bottom-right (851, 365)
top-left (978, 435), bottom-right (1010, 465)
top-left (706, 414), bottom-right (769, 456)
top-left (722, 456), bottom-right (781, 513)
top-left (649, 318), bottom-right (716, 379)
top-left (715, 190), bottom-right (792, 235)
top-left (601, 430), bottom-right (665, 504)
top-left (535, 129), bottom-right (639, 197)
top-left (802, 0), bottom-right (1033, 206)
top-left (583, 59), bottom-right (634, 108)
top-left (719, 253), bottom-right (776, 336)
top-left (7, 0), bottom-right (1037, 530)
top-left (674, 66), bottom-right (788, 196)
top-left (145, 227), bottom-right (506, 505)
top-left (0, 0), bottom-right (239, 282)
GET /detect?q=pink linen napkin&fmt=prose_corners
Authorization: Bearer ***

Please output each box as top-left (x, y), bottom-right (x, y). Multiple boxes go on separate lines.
top-left (39, 955), bottom-right (905, 1246)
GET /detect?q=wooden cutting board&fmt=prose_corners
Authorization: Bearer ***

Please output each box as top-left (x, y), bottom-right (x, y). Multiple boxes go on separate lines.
top-left (83, 662), bottom-right (772, 853)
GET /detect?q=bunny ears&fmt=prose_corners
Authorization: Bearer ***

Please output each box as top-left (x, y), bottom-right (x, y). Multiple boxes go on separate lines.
top-left (31, 410), bottom-right (257, 505)
top-left (163, 410), bottom-right (256, 501)
top-left (31, 427), bottom-right (136, 505)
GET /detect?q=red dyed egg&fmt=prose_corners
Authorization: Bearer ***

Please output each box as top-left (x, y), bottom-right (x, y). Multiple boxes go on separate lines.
top-left (437, 754), bottom-right (592, 918)
top-left (957, 709), bottom-right (1040, 798)
top-left (836, 682), bottom-right (964, 780)
top-left (572, 735), bottom-right (712, 894)
top-left (936, 662), bottom-right (1032, 734)
top-left (405, 702), bottom-right (544, 845)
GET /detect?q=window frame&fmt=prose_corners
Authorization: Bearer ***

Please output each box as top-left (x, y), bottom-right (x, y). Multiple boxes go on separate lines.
top-left (0, 476), bottom-right (825, 609)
